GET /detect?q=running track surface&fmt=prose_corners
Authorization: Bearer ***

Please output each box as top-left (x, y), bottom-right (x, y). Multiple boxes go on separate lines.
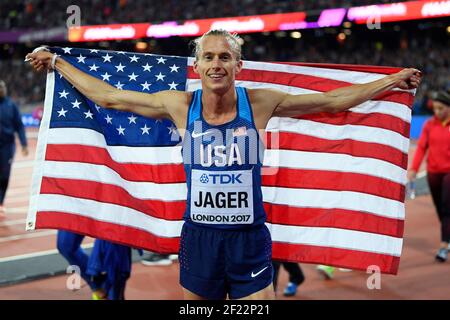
top-left (0, 128), bottom-right (449, 300)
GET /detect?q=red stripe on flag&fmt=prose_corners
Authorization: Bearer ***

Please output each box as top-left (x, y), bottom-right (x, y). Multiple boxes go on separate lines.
top-left (265, 203), bottom-right (404, 238)
top-left (272, 242), bottom-right (400, 275)
top-left (40, 177), bottom-right (186, 220)
top-left (266, 132), bottom-right (408, 169)
top-left (187, 67), bottom-right (413, 107)
top-left (36, 212), bottom-right (180, 254)
top-left (262, 168), bottom-right (405, 202)
top-left (298, 111), bottom-right (411, 138)
top-left (45, 144), bottom-right (186, 183)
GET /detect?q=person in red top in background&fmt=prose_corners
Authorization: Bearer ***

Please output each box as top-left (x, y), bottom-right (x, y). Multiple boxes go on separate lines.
top-left (408, 90), bottom-right (450, 262)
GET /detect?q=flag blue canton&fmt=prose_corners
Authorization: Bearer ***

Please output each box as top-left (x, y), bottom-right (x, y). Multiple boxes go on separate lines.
top-left (49, 46), bottom-right (187, 146)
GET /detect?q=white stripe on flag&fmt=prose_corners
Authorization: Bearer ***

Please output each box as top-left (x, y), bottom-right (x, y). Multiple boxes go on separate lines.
top-left (42, 161), bottom-right (187, 201)
top-left (37, 194), bottom-right (183, 237)
top-left (262, 186), bottom-right (404, 220)
top-left (267, 223), bottom-right (403, 256)
top-left (267, 117), bottom-right (410, 153)
top-left (264, 149), bottom-right (407, 184)
top-left (47, 128), bottom-right (183, 164)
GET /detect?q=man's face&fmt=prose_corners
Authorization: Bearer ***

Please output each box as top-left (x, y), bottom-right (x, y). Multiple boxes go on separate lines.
top-left (193, 35), bottom-right (243, 94)
top-left (0, 81), bottom-right (6, 98)
top-left (432, 101), bottom-right (450, 121)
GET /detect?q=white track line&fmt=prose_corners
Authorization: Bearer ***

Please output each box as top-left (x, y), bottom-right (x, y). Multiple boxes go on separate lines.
top-left (0, 230), bottom-right (56, 243)
top-left (0, 219), bottom-right (26, 227)
top-left (1, 206), bottom-right (29, 214)
top-left (0, 243), bottom-right (94, 263)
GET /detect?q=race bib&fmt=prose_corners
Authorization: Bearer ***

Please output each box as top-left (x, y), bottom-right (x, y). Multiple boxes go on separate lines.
top-left (190, 169), bottom-right (254, 224)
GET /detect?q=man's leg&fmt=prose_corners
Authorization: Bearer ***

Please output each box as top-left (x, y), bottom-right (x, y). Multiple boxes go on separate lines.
top-left (182, 288), bottom-right (209, 300)
top-left (283, 262), bottom-right (305, 285)
top-left (238, 284), bottom-right (275, 300)
top-left (56, 230), bottom-right (96, 288)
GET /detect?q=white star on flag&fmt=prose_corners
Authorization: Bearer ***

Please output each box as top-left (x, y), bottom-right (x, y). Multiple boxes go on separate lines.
top-left (117, 126), bottom-right (125, 135)
top-left (105, 115), bottom-right (113, 124)
top-left (101, 72), bottom-right (111, 81)
top-left (129, 55), bottom-right (140, 62)
top-left (77, 54), bottom-right (86, 64)
top-left (71, 99), bottom-right (82, 109)
top-left (128, 73), bottom-right (139, 81)
top-left (58, 90), bottom-right (69, 99)
top-left (115, 81), bottom-right (124, 89)
top-left (141, 124), bottom-right (151, 135)
top-left (157, 57), bottom-right (167, 64)
top-left (128, 115), bottom-right (137, 124)
top-left (94, 104), bottom-right (101, 112)
top-left (141, 81), bottom-right (151, 91)
top-left (167, 125), bottom-right (178, 135)
top-left (57, 107), bottom-right (68, 117)
top-left (169, 64), bottom-right (180, 72)
top-left (89, 49), bottom-right (99, 53)
top-left (89, 64), bottom-right (99, 71)
top-left (84, 110), bottom-right (94, 119)
top-left (156, 72), bottom-right (166, 81)
top-left (102, 53), bottom-right (113, 62)
top-left (62, 47), bottom-right (72, 54)
top-left (168, 81), bottom-right (178, 90)
top-left (115, 63), bottom-right (126, 72)
top-left (142, 63), bottom-right (153, 72)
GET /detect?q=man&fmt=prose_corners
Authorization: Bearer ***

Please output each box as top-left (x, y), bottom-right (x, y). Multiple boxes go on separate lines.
top-left (27, 29), bottom-right (421, 300)
top-left (0, 80), bottom-right (28, 218)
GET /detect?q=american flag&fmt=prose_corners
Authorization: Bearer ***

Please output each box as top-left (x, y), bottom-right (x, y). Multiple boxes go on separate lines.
top-left (26, 47), bottom-right (414, 274)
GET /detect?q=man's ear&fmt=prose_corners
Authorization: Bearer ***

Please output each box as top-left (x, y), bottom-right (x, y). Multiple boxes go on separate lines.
top-left (193, 60), bottom-right (199, 74)
top-left (235, 60), bottom-right (243, 74)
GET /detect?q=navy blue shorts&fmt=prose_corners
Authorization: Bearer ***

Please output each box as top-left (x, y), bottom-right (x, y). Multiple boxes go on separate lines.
top-left (179, 222), bottom-right (273, 300)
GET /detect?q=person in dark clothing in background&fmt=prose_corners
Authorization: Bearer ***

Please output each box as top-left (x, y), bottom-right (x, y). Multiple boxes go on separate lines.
top-left (272, 261), bottom-right (305, 297)
top-left (0, 80), bottom-right (28, 218)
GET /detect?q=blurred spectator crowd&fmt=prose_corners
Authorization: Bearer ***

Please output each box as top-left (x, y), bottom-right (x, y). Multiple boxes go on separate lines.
top-left (1, 0), bottom-right (410, 30)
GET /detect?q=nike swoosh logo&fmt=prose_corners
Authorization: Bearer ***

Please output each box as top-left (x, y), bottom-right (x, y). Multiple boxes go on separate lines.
top-left (251, 266), bottom-right (268, 278)
top-left (192, 131), bottom-right (213, 138)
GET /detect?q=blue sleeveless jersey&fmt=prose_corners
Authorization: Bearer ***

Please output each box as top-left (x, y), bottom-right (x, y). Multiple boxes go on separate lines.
top-left (182, 87), bottom-right (266, 230)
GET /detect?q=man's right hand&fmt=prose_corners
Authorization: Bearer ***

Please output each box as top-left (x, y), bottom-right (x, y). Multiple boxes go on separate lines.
top-left (26, 50), bottom-right (54, 72)
top-left (407, 169), bottom-right (417, 181)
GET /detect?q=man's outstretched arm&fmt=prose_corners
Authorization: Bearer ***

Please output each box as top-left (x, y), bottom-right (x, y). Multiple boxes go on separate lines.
top-left (26, 50), bottom-right (189, 124)
top-left (264, 68), bottom-right (422, 118)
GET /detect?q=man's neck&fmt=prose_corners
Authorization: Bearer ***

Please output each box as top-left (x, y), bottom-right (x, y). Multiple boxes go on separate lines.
top-left (201, 86), bottom-right (237, 122)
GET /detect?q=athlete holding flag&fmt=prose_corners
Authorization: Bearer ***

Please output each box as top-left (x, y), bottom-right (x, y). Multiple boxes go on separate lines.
top-left (27, 29), bottom-right (421, 300)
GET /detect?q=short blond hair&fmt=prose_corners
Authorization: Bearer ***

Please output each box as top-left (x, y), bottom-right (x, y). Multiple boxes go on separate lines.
top-left (192, 29), bottom-right (242, 61)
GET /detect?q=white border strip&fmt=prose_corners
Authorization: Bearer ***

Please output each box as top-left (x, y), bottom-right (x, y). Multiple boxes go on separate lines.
top-left (26, 72), bottom-right (55, 231)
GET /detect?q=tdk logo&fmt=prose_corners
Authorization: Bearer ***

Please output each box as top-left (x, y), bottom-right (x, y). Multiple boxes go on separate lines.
top-left (199, 174), bottom-right (209, 184)
top-left (199, 173), bottom-right (242, 184)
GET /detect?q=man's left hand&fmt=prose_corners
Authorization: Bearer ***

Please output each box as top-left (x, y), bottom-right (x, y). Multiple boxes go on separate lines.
top-left (391, 68), bottom-right (422, 90)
